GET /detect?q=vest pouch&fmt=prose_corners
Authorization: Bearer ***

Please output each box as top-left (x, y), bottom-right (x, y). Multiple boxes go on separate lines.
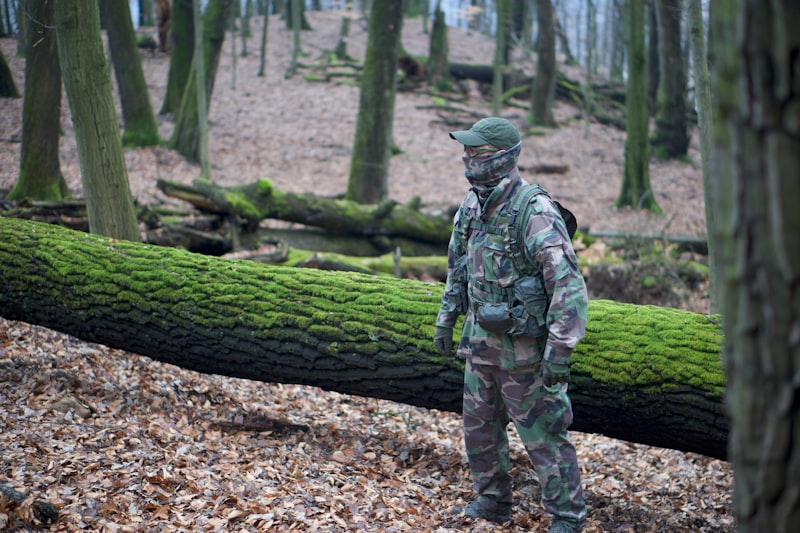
top-left (476, 303), bottom-right (513, 333)
top-left (446, 281), bottom-right (469, 313)
top-left (508, 304), bottom-right (547, 338)
top-left (511, 275), bottom-right (549, 337)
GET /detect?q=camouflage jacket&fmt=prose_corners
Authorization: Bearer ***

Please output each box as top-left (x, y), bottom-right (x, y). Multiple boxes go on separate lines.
top-left (436, 169), bottom-right (588, 369)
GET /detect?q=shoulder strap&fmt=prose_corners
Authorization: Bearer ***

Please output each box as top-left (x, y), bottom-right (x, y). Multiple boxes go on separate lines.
top-left (506, 184), bottom-right (548, 276)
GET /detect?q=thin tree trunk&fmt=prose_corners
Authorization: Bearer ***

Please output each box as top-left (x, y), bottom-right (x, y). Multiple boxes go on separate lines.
top-left (170, 0), bottom-right (235, 163)
top-left (99, 0), bottom-right (160, 147)
top-left (617, 0), bottom-right (662, 213)
top-left (0, 46), bottom-right (18, 97)
top-left (530, 0), bottom-right (556, 126)
top-left (257, 8), bottom-right (269, 77)
top-left (652, 0), bottom-right (689, 159)
top-left (8, 0), bottom-right (68, 202)
top-left (426, 3), bottom-right (448, 89)
top-left (492, 0), bottom-right (509, 116)
top-left (193, 0), bottom-right (210, 178)
top-left (346, 0), bottom-right (404, 204)
top-left (687, 0), bottom-right (716, 313)
top-left (161, 0), bottom-right (193, 115)
top-left (54, 0), bottom-right (140, 242)
top-left (0, 216), bottom-right (729, 460)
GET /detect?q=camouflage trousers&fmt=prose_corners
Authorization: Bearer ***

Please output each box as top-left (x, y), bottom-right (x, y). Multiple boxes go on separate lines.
top-left (462, 358), bottom-right (587, 525)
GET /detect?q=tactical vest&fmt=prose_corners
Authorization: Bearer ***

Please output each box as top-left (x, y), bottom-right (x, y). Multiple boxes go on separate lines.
top-left (456, 184), bottom-right (576, 337)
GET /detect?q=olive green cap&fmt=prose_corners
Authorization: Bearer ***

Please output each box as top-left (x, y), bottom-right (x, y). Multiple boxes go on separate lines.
top-left (449, 117), bottom-right (521, 150)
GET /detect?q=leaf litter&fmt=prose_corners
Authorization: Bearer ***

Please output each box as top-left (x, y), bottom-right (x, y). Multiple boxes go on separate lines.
top-left (1, 317), bottom-right (732, 531)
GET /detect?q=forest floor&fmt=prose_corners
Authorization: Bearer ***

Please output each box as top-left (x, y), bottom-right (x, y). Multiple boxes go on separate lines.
top-left (0, 11), bottom-right (730, 532)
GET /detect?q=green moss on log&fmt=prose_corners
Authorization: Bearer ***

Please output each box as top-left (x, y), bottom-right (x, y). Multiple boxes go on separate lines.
top-left (0, 217), bottom-right (729, 458)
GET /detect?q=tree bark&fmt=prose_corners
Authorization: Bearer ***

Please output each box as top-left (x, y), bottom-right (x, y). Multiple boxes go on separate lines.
top-left (161, 0), bottom-right (193, 115)
top-left (346, 0), bottom-right (404, 204)
top-left (170, 0), bottom-right (235, 163)
top-left (712, 1), bottom-right (800, 529)
top-left (0, 46), bottom-right (18, 97)
top-left (0, 216), bottom-right (728, 460)
top-left (99, 0), bottom-right (160, 147)
top-left (54, 0), bottom-right (141, 242)
top-left (687, 0), bottom-right (717, 313)
top-left (651, 0), bottom-right (689, 159)
top-left (530, 0), bottom-right (557, 126)
top-left (617, 0), bottom-right (661, 213)
top-left (426, 3), bottom-right (448, 89)
top-left (7, 0), bottom-right (68, 202)
top-left (156, 177), bottom-right (454, 244)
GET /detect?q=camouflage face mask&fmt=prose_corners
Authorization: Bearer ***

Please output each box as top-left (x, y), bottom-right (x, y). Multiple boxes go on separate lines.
top-left (462, 141), bottom-right (522, 191)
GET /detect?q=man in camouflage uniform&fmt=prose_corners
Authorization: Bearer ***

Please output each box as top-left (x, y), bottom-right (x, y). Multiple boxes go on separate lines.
top-left (433, 117), bottom-right (588, 533)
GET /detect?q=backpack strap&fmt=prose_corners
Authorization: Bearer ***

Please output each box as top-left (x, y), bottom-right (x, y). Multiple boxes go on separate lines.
top-left (507, 184), bottom-right (549, 276)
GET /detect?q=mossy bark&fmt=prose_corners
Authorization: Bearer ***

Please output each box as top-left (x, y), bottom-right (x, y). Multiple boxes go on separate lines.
top-left (170, 0), bottom-right (235, 163)
top-left (346, 0), bottom-right (404, 204)
top-left (99, 0), bottom-right (160, 148)
top-left (651, 0), bottom-right (689, 159)
top-left (156, 178), bottom-right (454, 244)
top-left (530, 0), bottom-right (557, 126)
top-left (161, 0), bottom-right (194, 115)
top-left (0, 217), bottom-right (728, 459)
top-left (53, 0), bottom-right (140, 242)
top-left (8, 0), bottom-right (68, 202)
top-left (426, 3), bottom-right (448, 89)
top-left (617, 0), bottom-right (662, 213)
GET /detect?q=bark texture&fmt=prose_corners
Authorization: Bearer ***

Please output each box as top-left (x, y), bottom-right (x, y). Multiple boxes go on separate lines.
top-left (156, 178), bottom-right (454, 244)
top-left (713, 1), bottom-right (800, 529)
top-left (99, 0), bottom-right (160, 147)
top-left (346, 0), bottom-right (404, 204)
top-left (53, 0), bottom-right (140, 242)
top-left (617, 0), bottom-right (661, 213)
top-left (651, 0), bottom-right (689, 159)
top-left (530, 0), bottom-right (557, 126)
top-left (8, 0), bottom-right (68, 202)
top-left (0, 217), bottom-right (728, 459)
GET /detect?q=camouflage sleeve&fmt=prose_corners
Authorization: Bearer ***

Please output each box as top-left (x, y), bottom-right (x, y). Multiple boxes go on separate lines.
top-left (524, 200), bottom-right (588, 365)
top-left (436, 209), bottom-right (468, 328)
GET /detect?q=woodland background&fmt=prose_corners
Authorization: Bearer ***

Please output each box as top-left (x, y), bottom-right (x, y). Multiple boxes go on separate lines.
top-left (0, 4), bottom-right (730, 533)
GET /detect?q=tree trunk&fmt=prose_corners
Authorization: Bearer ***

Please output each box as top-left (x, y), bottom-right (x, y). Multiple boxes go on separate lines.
top-left (54, 0), bottom-right (140, 242)
top-left (0, 216), bottom-right (729, 460)
top-left (257, 8), bottom-right (269, 76)
top-left (651, 0), bottom-right (689, 159)
top-left (170, 0), bottom-right (235, 163)
top-left (617, 0), bottom-right (661, 213)
top-left (346, 0), bottom-right (404, 204)
top-left (646, 1), bottom-right (659, 116)
top-left (7, 0), bottom-right (68, 202)
top-left (99, 0), bottom-right (160, 147)
top-left (161, 0), bottom-right (193, 115)
top-left (687, 0), bottom-right (716, 313)
top-left (530, 0), bottom-right (556, 126)
top-left (713, 1), bottom-right (800, 529)
top-left (426, 2), bottom-right (447, 90)
top-left (491, 0), bottom-right (509, 116)
top-left (156, 178), bottom-right (454, 244)
top-left (0, 46), bottom-right (18, 97)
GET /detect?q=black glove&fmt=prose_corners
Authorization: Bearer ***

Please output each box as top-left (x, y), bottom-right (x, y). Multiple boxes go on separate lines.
top-left (542, 360), bottom-right (570, 388)
top-left (433, 326), bottom-right (454, 355)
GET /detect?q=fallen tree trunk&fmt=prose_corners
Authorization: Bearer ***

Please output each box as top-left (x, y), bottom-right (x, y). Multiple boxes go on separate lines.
top-left (156, 178), bottom-right (455, 245)
top-left (0, 217), bottom-right (728, 459)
